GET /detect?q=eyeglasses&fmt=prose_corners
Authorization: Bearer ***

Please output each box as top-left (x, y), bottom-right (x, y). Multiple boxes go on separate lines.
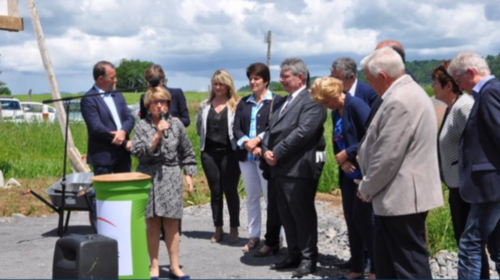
top-left (435, 65), bottom-right (461, 93)
top-left (150, 100), bottom-right (168, 106)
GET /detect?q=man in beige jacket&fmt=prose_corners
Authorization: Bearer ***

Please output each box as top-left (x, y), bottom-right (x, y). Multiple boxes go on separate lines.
top-left (357, 47), bottom-right (443, 278)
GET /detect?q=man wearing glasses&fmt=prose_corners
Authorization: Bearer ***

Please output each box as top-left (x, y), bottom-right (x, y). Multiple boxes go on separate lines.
top-left (448, 52), bottom-right (500, 279)
top-left (263, 58), bottom-right (326, 278)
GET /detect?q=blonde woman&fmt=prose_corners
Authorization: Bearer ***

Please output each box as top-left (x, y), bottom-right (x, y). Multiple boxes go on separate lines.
top-left (131, 86), bottom-right (197, 280)
top-left (310, 77), bottom-right (374, 279)
top-left (196, 69), bottom-right (241, 244)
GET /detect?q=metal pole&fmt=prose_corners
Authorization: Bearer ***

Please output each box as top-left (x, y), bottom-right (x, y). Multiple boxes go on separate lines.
top-left (266, 31), bottom-right (272, 67)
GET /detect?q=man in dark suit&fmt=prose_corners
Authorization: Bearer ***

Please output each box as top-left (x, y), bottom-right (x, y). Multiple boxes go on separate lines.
top-left (263, 58), bottom-right (327, 278)
top-left (448, 52), bottom-right (500, 279)
top-left (81, 61), bottom-right (135, 175)
top-left (329, 57), bottom-right (378, 272)
top-left (330, 57), bottom-right (379, 108)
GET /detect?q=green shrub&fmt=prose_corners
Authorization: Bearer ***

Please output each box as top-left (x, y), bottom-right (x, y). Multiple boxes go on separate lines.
top-left (427, 187), bottom-right (456, 255)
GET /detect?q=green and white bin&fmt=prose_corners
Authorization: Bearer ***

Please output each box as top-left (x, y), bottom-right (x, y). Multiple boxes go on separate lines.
top-left (92, 172), bottom-right (151, 279)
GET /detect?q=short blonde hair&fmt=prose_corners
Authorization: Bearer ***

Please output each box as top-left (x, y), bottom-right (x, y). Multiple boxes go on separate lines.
top-left (310, 77), bottom-right (344, 104)
top-left (144, 86), bottom-right (171, 107)
top-left (208, 69), bottom-right (240, 111)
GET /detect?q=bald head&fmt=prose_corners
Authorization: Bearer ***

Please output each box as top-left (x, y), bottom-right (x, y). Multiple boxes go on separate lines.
top-left (375, 39), bottom-right (406, 63)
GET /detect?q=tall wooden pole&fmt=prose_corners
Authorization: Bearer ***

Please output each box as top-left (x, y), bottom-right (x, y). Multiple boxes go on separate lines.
top-left (25, 0), bottom-right (89, 172)
top-left (266, 31), bottom-right (272, 67)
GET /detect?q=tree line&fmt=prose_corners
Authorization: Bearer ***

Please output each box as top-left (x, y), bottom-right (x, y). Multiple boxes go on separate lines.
top-left (237, 53), bottom-right (500, 92)
top-left (2, 53), bottom-right (500, 95)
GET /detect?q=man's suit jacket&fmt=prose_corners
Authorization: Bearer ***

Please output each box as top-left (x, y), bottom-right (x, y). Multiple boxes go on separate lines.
top-left (263, 88), bottom-right (327, 180)
top-left (358, 75), bottom-right (443, 216)
top-left (438, 94), bottom-right (474, 188)
top-left (354, 80), bottom-right (379, 109)
top-left (459, 78), bottom-right (500, 203)
top-left (364, 70), bottom-right (416, 128)
top-left (139, 86), bottom-right (190, 127)
top-left (81, 87), bottom-right (135, 166)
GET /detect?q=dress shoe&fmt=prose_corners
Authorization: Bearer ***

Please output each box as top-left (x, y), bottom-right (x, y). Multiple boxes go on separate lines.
top-left (270, 257), bottom-right (301, 270)
top-left (210, 227), bottom-right (223, 243)
top-left (254, 244), bottom-right (280, 257)
top-left (338, 274), bottom-right (364, 279)
top-left (168, 271), bottom-right (191, 279)
top-left (228, 227), bottom-right (239, 244)
top-left (292, 261), bottom-right (317, 278)
top-left (242, 237), bottom-right (260, 252)
top-left (334, 260), bottom-right (351, 269)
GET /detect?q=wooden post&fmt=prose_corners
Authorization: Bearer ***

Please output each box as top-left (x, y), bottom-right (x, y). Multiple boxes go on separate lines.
top-left (27, 88), bottom-right (31, 101)
top-left (0, 0), bottom-right (23, 31)
top-left (26, 0), bottom-right (88, 173)
top-left (266, 31), bottom-right (272, 67)
top-left (8, 0), bottom-right (18, 16)
top-left (0, 101), bottom-right (3, 122)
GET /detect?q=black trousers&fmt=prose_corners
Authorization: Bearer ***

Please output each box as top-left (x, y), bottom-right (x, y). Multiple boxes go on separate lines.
top-left (340, 175), bottom-right (375, 273)
top-left (374, 213), bottom-right (432, 279)
top-left (264, 178), bottom-right (281, 246)
top-left (274, 175), bottom-right (318, 261)
top-left (201, 151), bottom-right (240, 227)
top-left (449, 188), bottom-right (490, 279)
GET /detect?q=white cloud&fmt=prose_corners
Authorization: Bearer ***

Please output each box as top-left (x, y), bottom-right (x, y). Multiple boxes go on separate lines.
top-left (0, 0), bottom-right (499, 94)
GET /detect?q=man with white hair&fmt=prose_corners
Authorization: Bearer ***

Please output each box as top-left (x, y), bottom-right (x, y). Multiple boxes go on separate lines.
top-left (448, 52), bottom-right (500, 279)
top-left (356, 47), bottom-right (443, 278)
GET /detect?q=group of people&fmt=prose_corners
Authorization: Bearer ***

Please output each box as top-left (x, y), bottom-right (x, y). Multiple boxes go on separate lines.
top-left (79, 38), bottom-right (500, 280)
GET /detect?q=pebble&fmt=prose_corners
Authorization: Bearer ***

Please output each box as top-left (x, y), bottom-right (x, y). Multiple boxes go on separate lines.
top-left (11, 213), bottom-right (25, 218)
top-left (191, 198), bottom-right (499, 279)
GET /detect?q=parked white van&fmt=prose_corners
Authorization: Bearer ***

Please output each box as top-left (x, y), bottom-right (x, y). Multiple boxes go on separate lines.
top-left (0, 98), bottom-right (25, 123)
top-left (21, 101), bottom-right (57, 122)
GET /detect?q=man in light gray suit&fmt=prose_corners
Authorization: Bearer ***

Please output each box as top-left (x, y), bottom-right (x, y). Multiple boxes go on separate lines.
top-left (356, 47), bottom-right (443, 278)
top-left (263, 58), bottom-right (327, 278)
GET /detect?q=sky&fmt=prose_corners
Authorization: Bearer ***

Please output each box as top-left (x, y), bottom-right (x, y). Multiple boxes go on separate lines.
top-left (1, 0), bottom-right (500, 95)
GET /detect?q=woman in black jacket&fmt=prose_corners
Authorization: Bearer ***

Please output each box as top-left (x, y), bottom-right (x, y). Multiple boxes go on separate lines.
top-left (233, 62), bottom-right (284, 255)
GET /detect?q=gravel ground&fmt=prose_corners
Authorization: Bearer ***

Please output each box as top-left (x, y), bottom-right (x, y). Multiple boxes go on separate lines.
top-left (0, 199), bottom-right (498, 279)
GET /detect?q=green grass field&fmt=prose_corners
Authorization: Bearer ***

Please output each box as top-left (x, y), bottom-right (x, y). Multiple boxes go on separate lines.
top-left (0, 91), bottom-right (452, 255)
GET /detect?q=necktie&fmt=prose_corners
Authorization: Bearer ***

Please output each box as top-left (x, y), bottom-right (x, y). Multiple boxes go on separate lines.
top-left (280, 95), bottom-right (293, 116)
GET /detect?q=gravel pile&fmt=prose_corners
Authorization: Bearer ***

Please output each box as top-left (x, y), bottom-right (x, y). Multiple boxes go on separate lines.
top-left (0, 198), bottom-right (498, 279)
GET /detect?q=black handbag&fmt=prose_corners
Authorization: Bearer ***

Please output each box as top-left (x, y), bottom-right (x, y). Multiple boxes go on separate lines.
top-left (259, 95), bottom-right (276, 180)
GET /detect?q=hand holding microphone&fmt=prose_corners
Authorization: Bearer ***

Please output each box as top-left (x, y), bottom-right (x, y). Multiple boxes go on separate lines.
top-left (159, 112), bottom-right (169, 138)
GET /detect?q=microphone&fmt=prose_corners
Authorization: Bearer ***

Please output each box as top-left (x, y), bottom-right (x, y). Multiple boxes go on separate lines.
top-left (160, 113), bottom-right (168, 138)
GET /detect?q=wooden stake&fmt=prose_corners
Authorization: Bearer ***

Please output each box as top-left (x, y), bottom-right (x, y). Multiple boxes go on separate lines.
top-left (26, 0), bottom-right (88, 173)
top-left (0, 0), bottom-right (23, 31)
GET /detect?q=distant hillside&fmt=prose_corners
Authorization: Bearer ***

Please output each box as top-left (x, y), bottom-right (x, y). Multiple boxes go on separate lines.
top-left (239, 53), bottom-right (500, 91)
